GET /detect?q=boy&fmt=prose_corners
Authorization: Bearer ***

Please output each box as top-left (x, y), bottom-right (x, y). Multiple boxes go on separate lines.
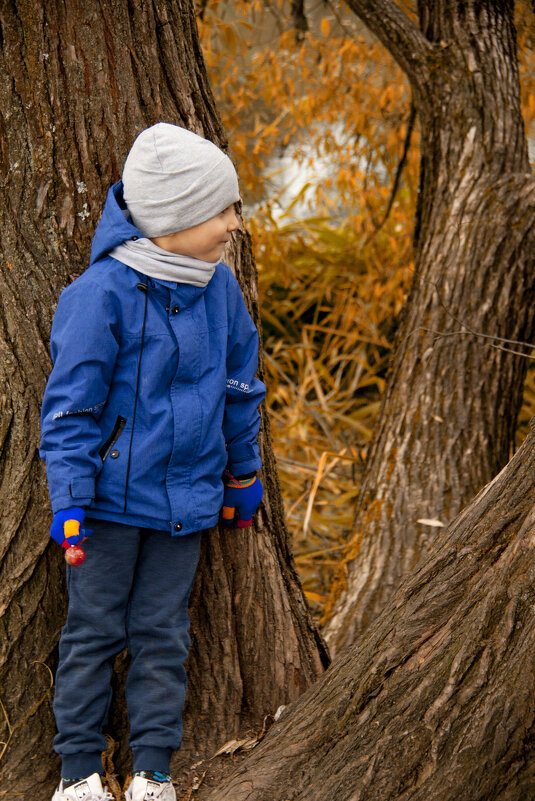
top-left (40, 123), bottom-right (265, 801)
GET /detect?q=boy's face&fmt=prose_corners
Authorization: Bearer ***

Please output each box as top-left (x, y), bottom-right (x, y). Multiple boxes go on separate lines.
top-left (151, 204), bottom-right (239, 261)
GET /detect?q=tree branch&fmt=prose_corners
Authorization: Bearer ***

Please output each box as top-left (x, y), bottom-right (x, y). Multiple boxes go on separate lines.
top-left (364, 99), bottom-right (416, 244)
top-left (343, 0), bottom-right (432, 93)
top-left (291, 0), bottom-right (309, 42)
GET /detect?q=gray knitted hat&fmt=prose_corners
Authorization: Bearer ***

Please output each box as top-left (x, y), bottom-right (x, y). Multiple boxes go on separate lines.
top-left (122, 123), bottom-right (240, 237)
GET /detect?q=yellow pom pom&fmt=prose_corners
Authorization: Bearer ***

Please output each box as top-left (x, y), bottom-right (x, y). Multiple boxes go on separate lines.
top-left (64, 519), bottom-right (80, 539)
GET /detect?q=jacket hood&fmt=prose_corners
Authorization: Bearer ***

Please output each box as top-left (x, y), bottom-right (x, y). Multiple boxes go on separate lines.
top-left (90, 181), bottom-right (144, 265)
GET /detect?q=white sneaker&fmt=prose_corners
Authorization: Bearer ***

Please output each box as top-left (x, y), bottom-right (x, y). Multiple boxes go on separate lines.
top-left (51, 773), bottom-right (114, 801)
top-left (125, 775), bottom-right (176, 801)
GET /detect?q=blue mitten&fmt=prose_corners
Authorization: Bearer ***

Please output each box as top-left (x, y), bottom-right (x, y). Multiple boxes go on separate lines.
top-left (50, 507), bottom-right (93, 549)
top-left (222, 471), bottom-right (263, 528)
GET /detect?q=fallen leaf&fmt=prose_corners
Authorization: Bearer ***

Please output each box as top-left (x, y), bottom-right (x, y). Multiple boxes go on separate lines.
top-left (213, 736), bottom-right (259, 757)
top-left (416, 518), bottom-right (445, 528)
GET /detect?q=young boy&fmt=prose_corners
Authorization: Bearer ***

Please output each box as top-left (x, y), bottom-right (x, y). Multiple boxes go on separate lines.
top-left (40, 123), bottom-right (265, 801)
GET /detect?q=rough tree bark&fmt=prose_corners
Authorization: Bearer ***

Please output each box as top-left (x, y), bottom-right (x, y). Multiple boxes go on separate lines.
top-left (0, 3), bottom-right (327, 798)
top-left (197, 424), bottom-right (535, 801)
top-left (324, 0), bottom-right (535, 653)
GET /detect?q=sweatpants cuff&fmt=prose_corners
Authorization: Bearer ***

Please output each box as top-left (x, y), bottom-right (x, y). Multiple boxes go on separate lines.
top-left (61, 751), bottom-right (103, 779)
top-left (132, 746), bottom-right (173, 774)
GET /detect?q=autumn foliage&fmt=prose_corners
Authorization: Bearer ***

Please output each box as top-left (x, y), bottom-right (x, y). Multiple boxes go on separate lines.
top-left (198, 0), bottom-right (535, 617)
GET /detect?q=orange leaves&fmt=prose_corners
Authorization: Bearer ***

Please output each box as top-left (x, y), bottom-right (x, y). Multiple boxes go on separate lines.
top-left (248, 207), bottom-right (413, 611)
top-left (197, 0), bottom-right (415, 212)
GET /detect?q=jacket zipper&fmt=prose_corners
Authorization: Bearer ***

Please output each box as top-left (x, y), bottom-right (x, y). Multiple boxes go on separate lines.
top-left (99, 415), bottom-right (127, 461)
top-left (124, 279), bottom-right (149, 512)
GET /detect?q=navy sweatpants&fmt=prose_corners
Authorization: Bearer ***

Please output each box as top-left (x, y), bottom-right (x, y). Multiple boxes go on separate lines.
top-left (53, 518), bottom-right (201, 778)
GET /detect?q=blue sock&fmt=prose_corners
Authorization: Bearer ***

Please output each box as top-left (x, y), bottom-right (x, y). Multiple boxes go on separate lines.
top-left (63, 777), bottom-right (100, 788)
top-left (134, 770), bottom-right (171, 783)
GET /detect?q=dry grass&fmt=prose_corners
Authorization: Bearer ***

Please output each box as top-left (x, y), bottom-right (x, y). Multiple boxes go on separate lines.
top-left (516, 359), bottom-right (535, 446)
top-left (253, 209), bottom-right (412, 618)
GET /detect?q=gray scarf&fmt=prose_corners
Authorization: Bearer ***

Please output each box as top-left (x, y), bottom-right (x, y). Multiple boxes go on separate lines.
top-left (110, 238), bottom-right (218, 287)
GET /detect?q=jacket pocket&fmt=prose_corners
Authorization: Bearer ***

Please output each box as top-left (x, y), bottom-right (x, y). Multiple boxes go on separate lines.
top-left (99, 415), bottom-right (127, 461)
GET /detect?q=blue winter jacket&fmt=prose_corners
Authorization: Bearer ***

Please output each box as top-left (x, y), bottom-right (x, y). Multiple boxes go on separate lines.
top-left (40, 182), bottom-right (265, 535)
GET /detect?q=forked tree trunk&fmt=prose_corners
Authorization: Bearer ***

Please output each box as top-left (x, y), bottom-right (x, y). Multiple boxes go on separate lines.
top-left (324, 0), bottom-right (535, 653)
top-left (198, 419), bottom-right (535, 801)
top-left (0, 3), bottom-right (327, 798)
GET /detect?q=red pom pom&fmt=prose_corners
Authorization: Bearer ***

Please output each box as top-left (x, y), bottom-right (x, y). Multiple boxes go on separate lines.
top-left (65, 545), bottom-right (86, 566)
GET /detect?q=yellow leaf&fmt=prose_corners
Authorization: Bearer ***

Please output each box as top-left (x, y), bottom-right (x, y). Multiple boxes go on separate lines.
top-left (321, 17), bottom-right (330, 36)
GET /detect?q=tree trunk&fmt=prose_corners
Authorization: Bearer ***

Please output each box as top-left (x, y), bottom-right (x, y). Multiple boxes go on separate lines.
top-left (324, 0), bottom-right (535, 653)
top-left (0, 3), bottom-right (327, 798)
top-left (198, 418), bottom-right (535, 801)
